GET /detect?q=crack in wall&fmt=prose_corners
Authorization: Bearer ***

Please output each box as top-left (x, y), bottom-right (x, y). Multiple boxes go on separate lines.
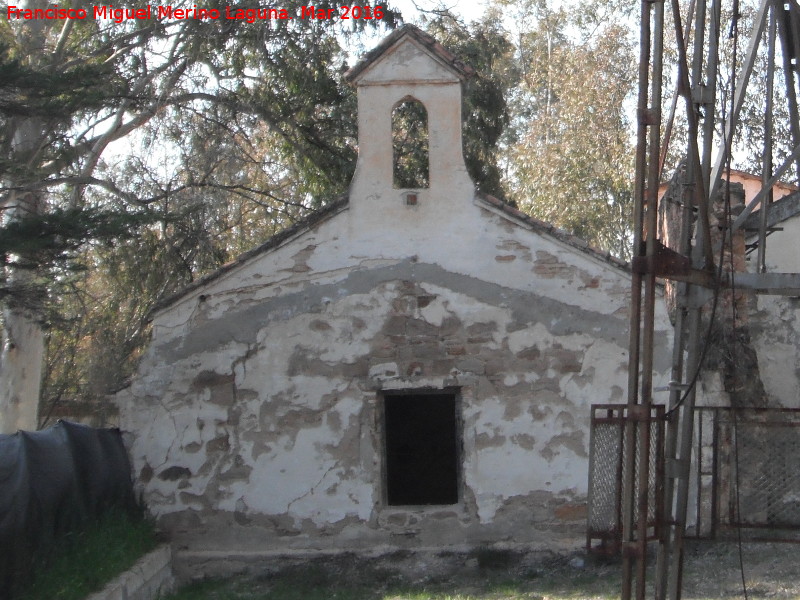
top-left (286, 459), bottom-right (343, 515)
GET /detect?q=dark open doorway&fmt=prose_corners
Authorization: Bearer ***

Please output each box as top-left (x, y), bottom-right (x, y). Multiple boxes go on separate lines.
top-left (383, 392), bottom-right (459, 506)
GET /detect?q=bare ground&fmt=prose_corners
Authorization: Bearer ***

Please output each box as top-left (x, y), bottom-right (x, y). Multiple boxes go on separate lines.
top-left (168, 540), bottom-right (800, 599)
top-left (679, 540), bottom-right (800, 599)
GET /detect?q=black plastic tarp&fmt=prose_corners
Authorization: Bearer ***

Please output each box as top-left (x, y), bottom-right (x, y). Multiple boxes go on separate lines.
top-left (0, 420), bottom-right (136, 599)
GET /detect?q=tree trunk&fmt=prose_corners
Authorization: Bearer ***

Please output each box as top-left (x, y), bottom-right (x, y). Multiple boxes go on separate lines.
top-left (0, 312), bottom-right (45, 433)
top-left (0, 116), bottom-right (46, 433)
top-left (0, 1), bottom-right (53, 432)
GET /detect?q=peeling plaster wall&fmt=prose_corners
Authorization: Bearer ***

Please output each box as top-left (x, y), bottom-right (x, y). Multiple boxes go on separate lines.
top-left (119, 193), bottom-right (672, 555)
top-left (747, 213), bottom-right (800, 408)
top-left (117, 31), bottom-right (674, 559)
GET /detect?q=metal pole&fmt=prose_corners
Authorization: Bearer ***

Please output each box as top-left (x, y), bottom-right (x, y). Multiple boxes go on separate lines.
top-left (776, 0), bottom-right (800, 184)
top-left (655, 174), bottom-right (695, 600)
top-left (666, 292), bottom-right (705, 600)
top-left (623, 0), bottom-right (655, 597)
top-left (701, 0), bottom-right (720, 187)
top-left (709, 0), bottom-right (771, 199)
top-left (637, 3), bottom-right (665, 595)
top-left (660, 0), bottom-right (698, 177)
top-left (758, 5), bottom-right (777, 273)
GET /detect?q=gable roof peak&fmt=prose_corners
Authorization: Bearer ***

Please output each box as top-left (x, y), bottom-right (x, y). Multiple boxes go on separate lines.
top-left (344, 24), bottom-right (475, 85)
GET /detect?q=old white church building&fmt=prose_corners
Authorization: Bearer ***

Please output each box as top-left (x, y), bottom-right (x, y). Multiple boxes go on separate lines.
top-left (117, 26), bottom-right (674, 570)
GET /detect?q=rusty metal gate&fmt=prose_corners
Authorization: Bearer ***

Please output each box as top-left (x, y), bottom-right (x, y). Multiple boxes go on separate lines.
top-left (588, 405), bottom-right (800, 548)
top-left (586, 404), bottom-right (665, 553)
top-left (691, 407), bottom-right (800, 539)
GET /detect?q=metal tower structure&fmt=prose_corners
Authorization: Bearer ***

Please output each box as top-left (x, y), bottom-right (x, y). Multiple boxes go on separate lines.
top-left (623, 0), bottom-right (800, 598)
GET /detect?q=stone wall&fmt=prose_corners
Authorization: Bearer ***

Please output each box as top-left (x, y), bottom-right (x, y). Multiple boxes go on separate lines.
top-left (117, 194), bottom-right (673, 558)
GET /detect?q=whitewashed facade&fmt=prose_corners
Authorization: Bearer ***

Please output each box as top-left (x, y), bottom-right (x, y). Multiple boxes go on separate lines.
top-left (117, 26), bottom-right (674, 570)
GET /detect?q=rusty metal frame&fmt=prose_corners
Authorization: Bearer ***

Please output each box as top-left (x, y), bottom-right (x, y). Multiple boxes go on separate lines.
top-left (689, 407), bottom-right (800, 539)
top-left (588, 404), bottom-right (665, 555)
top-left (624, 0), bottom-right (800, 598)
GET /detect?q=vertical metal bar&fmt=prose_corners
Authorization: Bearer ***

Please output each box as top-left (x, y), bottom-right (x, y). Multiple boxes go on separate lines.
top-left (628, 0), bottom-right (654, 421)
top-left (644, 0), bottom-right (665, 441)
top-left (690, 0), bottom-right (709, 544)
top-left (776, 1), bottom-right (800, 184)
top-left (623, 0), bottom-right (655, 597)
top-left (656, 407), bottom-right (666, 540)
top-left (711, 408), bottom-right (719, 539)
top-left (709, 0), bottom-right (771, 199)
top-left (667, 293), bottom-right (704, 600)
top-left (690, 0), bottom-right (707, 96)
top-left (617, 408), bottom-right (626, 552)
top-left (635, 411), bottom-right (653, 600)
top-left (694, 410), bottom-right (702, 538)
top-left (635, 0), bottom-right (665, 594)
top-left (587, 406), bottom-right (596, 553)
top-left (655, 180), bottom-right (694, 600)
top-left (701, 0), bottom-right (720, 188)
top-left (729, 416), bottom-right (737, 525)
top-left (661, 3), bottom-right (721, 592)
top-left (657, 0), bottom-right (710, 588)
top-left (759, 5), bottom-right (777, 273)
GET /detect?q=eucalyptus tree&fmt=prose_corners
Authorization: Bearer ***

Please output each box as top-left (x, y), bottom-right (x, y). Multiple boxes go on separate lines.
top-left (419, 9), bottom-right (518, 200)
top-left (497, 0), bottom-right (638, 259)
top-left (4, 1), bottom-right (520, 426)
top-left (1, 0), bottom-right (401, 430)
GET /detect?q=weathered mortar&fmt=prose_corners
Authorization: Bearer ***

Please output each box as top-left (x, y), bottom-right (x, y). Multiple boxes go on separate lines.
top-left (117, 26), bottom-right (675, 566)
top-left (120, 253), bottom-right (669, 555)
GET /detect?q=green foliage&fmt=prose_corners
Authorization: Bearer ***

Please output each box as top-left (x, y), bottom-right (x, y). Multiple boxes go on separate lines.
top-left (0, 207), bottom-right (152, 268)
top-left (0, 41), bottom-right (119, 120)
top-left (422, 12), bottom-right (518, 199)
top-left (0, 207), bottom-right (156, 313)
top-left (19, 509), bottom-right (158, 600)
top-left (499, 0), bottom-right (637, 258)
top-left (38, 201), bottom-right (237, 422)
top-left (393, 99), bottom-right (430, 189)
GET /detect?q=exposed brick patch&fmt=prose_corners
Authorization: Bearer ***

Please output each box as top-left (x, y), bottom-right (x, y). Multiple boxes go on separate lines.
top-left (555, 503), bottom-right (587, 521)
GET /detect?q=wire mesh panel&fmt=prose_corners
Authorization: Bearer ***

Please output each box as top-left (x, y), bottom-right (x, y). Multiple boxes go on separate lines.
top-left (587, 408), bottom-right (624, 538)
top-left (693, 407), bottom-right (800, 536)
top-left (587, 404), bottom-right (664, 553)
top-left (734, 414), bottom-right (800, 528)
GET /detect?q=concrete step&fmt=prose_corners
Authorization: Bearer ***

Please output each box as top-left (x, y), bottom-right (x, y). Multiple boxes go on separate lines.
top-left (85, 545), bottom-right (174, 600)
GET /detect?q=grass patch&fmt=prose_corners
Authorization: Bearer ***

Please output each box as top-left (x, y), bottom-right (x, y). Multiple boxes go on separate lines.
top-left (19, 509), bottom-right (158, 600)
